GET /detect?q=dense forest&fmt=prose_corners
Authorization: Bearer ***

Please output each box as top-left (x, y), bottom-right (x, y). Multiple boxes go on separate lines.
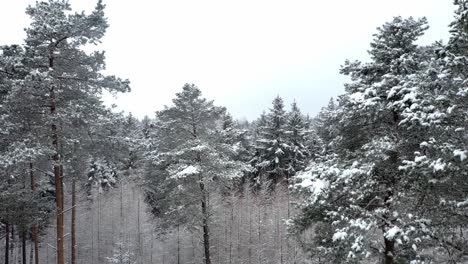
top-left (1, 1), bottom-right (468, 264)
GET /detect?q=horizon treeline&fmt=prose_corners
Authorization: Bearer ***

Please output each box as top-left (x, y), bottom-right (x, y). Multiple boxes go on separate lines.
top-left (1, 1), bottom-right (468, 264)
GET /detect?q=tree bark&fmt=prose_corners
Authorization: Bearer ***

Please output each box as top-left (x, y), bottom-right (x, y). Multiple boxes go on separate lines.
top-left (5, 223), bottom-right (9, 264)
top-left (177, 225), bottom-right (180, 264)
top-left (384, 236), bottom-right (395, 264)
top-left (29, 241), bottom-right (33, 264)
top-left (229, 202), bottom-right (233, 264)
top-left (49, 53), bottom-right (64, 264)
top-left (137, 197), bottom-right (142, 264)
top-left (236, 196), bottom-right (241, 263)
top-left (199, 181), bottom-right (211, 264)
top-left (257, 196), bottom-right (262, 264)
top-left (10, 226), bottom-right (14, 264)
top-left (97, 192), bottom-right (101, 264)
top-left (383, 189), bottom-right (395, 264)
top-left (22, 230), bottom-right (26, 264)
top-left (71, 173), bottom-right (77, 264)
top-left (248, 192), bottom-right (252, 264)
top-left (30, 163), bottom-right (39, 264)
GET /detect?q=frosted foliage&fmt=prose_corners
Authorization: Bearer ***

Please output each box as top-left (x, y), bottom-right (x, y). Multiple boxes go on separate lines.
top-left (294, 12), bottom-right (468, 263)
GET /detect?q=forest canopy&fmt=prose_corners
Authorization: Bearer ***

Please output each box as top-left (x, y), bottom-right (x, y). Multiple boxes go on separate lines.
top-left (0, 1), bottom-right (467, 264)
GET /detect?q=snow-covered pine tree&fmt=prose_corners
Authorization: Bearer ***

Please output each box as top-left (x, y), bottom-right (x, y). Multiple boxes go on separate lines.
top-left (314, 98), bottom-right (338, 152)
top-left (11, 1), bottom-right (131, 262)
top-left (285, 101), bottom-right (310, 177)
top-left (144, 84), bottom-right (244, 264)
top-left (252, 96), bottom-right (291, 185)
top-left (0, 44), bottom-right (56, 264)
top-left (390, 1), bottom-right (468, 260)
top-left (294, 16), bottom-right (433, 264)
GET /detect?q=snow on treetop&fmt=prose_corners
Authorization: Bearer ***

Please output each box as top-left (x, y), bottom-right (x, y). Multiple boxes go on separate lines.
top-left (174, 165), bottom-right (200, 178)
top-left (453, 149), bottom-right (467, 161)
top-left (332, 231), bottom-right (348, 242)
top-left (385, 226), bottom-right (401, 240)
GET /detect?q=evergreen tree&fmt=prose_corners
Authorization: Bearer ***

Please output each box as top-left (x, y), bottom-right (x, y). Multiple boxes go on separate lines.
top-left (286, 101), bottom-right (310, 176)
top-left (0, 1), bottom-right (131, 263)
top-left (252, 96), bottom-right (291, 185)
top-left (144, 84), bottom-right (243, 264)
top-left (294, 16), bottom-right (433, 263)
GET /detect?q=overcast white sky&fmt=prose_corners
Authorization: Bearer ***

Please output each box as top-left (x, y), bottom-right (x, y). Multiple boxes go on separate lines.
top-left (0, 0), bottom-right (456, 120)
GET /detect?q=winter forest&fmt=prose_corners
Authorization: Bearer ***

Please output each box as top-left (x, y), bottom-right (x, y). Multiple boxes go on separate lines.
top-left (0, 1), bottom-right (468, 264)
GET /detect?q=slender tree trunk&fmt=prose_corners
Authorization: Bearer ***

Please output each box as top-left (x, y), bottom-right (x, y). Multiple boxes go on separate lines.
top-left (5, 223), bottom-right (9, 264)
top-left (257, 197), bottom-right (262, 264)
top-left (177, 225), bottom-right (180, 264)
top-left (383, 143), bottom-right (398, 264)
top-left (13, 231), bottom-right (18, 264)
top-left (383, 236), bottom-right (395, 264)
top-left (248, 193), bottom-right (252, 264)
top-left (97, 192), bottom-right (101, 264)
top-left (31, 216), bottom-right (39, 262)
top-left (224, 206), bottom-right (228, 264)
top-left (236, 196), bottom-right (241, 263)
top-left (91, 205), bottom-right (95, 264)
top-left (137, 197), bottom-right (142, 264)
top-left (22, 230), bottom-right (26, 264)
top-left (286, 184), bottom-right (291, 264)
top-left (199, 181), bottom-right (211, 264)
top-left (383, 189), bottom-right (395, 264)
top-left (10, 226), bottom-right (15, 264)
top-left (191, 234), bottom-right (196, 264)
top-left (229, 202), bottom-right (233, 264)
top-left (29, 163), bottom-right (39, 264)
top-left (119, 180), bottom-right (125, 263)
top-left (50, 80), bottom-right (64, 264)
top-left (150, 232), bottom-right (154, 264)
top-left (71, 173), bottom-right (77, 264)
top-left (45, 232), bottom-right (48, 264)
top-left (29, 241), bottom-right (33, 264)
top-left (217, 236), bottom-right (220, 264)
top-left (275, 196), bottom-right (278, 258)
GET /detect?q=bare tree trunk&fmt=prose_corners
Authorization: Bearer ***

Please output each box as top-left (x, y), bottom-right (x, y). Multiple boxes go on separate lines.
top-left (22, 230), bottom-right (26, 264)
top-left (49, 60), bottom-right (64, 264)
top-left (29, 241), bottom-right (33, 264)
top-left (97, 193), bottom-right (101, 263)
top-left (224, 206), bottom-right (228, 264)
top-left (177, 225), bottom-right (180, 264)
top-left (229, 202), bottom-right (233, 264)
top-left (217, 236), bottom-right (220, 264)
top-left (383, 190), bottom-right (395, 264)
top-left (10, 226), bottom-right (15, 264)
top-left (5, 223), bottom-right (9, 264)
top-left (119, 180), bottom-right (125, 262)
top-left (150, 232), bottom-right (154, 264)
top-left (137, 197), bottom-right (142, 264)
top-left (236, 196), bottom-right (241, 264)
top-left (274, 196), bottom-right (279, 259)
top-left (191, 234), bottom-right (196, 264)
top-left (279, 225), bottom-right (283, 264)
top-left (199, 181), bottom-right (211, 264)
top-left (257, 197), bottom-right (262, 264)
top-left (384, 236), bottom-right (395, 264)
top-left (248, 193), bottom-right (252, 264)
top-left (45, 232), bottom-right (48, 264)
top-left (14, 231), bottom-right (18, 264)
top-left (71, 173), bottom-right (77, 264)
top-left (29, 163), bottom-right (39, 264)
top-left (91, 205), bottom-right (95, 264)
